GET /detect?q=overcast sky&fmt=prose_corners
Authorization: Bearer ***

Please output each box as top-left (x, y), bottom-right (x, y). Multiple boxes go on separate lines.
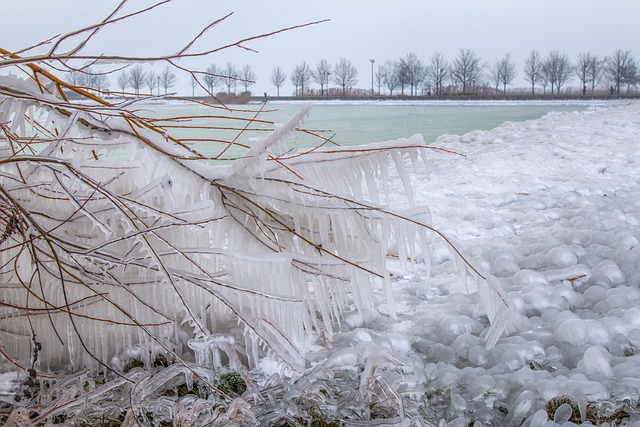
top-left (2, 0), bottom-right (639, 96)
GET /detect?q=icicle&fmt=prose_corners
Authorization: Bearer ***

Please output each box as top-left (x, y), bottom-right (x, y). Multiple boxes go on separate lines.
top-left (364, 157), bottom-right (380, 204)
top-left (313, 276), bottom-right (335, 335)
top-left (391, 151), bottom-right (415, 207)
top-left (8, 98), bottom-right (28, 134)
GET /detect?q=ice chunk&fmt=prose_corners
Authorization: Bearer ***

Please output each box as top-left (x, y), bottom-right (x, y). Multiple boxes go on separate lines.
top-left (566, 230), bottom-right (589, 245)
top-left (555, 318), bottom-right (611, 347)
top-left (553, 403), bottom-right (574, 424)
top-left (582, 284), bottom-right (608, 303)
top-left (584, 320), bottom-right (612, 346)
top-left (608, 333), bottom-right (633, 357)
top-left (438, 314), bottom-right (484, 336)
top-left (450, 393), bottom-right (467, 413)
top-left (615, 232), bottom-right (639, 250)
top-left (491, 256), bottom-right (520, 277)
top-left (513, 269), bottom-right (549, 287)
top-left (426, 343), bottom-right (459, 364)
top-left (547, 246), bottom-right (578, 268)
top-left (468, 345), bottom-right (488, 366)
top-left (623, 307), bottom-right (640, 329)
top-left (555, 318), bottom-right (587, 346)
top-left (525, 409), bottom-right (549, 427)
top-left (323, 347), bottom-right (359, 371)
top-left (579, 346), bottom-right (614, 379)
top-left (589, 259), bottom-right (625, 287)
top-left (543, 264), bottom-right (591, 283)
top-left (450, 333), bottom-right (481, 360)
top-left (504, 390), bottom-right (536, 427)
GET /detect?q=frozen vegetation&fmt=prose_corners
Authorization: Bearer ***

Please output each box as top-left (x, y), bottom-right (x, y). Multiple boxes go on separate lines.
top-left (0, 57), bottom-right (507, 424)
top-left (2, 67), bottom-right (640, 425)
top-left (2, 11), bottom-right (640, 424)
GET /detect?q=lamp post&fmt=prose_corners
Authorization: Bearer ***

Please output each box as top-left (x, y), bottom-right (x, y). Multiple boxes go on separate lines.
top-left (370, 59), bottom-right (375, 96)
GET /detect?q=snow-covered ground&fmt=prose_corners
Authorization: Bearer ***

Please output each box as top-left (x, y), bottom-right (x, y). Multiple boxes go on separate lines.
top-left (253, 102), bottom-right (640, 426)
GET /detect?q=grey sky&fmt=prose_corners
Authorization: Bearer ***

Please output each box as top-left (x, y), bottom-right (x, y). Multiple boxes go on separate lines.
top-left (2, 0), bottom-right (639, 96)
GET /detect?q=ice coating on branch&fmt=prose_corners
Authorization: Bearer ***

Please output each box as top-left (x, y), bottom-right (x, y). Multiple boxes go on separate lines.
top-left (1, 75), bottom-right (503, 374)
top-left (228, 104), bottom-right (312, 178)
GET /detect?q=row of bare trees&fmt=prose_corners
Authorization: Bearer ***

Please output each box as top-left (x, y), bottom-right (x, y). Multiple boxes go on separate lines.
top-left (69, 63), bottom-right (259, 98)
top-left (119, 63), bottom-right (257, 97)
top-left (273, 58), bottom-right (360, 96)
top-left (115, 65), bottom-right (177, 96)
top-left (378, 49), bottom-right (638, 96)
top-left (199, 63), bottom-right (257, 96)
top-left (70, 65), bottom-right (178, 96)
top-left (67, 49), bottom-right (638, 98)
top-left (278, 49), bottom-right (639, 97)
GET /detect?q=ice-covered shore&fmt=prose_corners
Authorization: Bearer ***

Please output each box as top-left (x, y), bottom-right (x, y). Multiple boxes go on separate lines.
top-left (3, 102), bottom-right (640, 426)
top-left (253, 102), bottom-right (640, 426)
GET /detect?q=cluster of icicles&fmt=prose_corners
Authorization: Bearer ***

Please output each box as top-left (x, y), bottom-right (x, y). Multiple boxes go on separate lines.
top-left (0, 74), bottom-right (509, 375)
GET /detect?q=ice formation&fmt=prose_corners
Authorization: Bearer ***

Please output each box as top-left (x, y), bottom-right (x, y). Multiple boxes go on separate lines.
top-left (0, 74), bottom-right (507, 375)
top-left (4, 78), bottom-right (640, 424)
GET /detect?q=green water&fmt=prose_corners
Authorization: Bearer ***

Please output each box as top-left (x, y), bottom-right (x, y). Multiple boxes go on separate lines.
top-left (133, 101), bottom-right (588, 159)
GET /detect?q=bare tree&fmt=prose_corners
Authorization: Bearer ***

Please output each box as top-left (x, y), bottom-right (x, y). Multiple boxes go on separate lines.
top-left (382, 61), bottom-right (400, 96)
top-left (270, 66), bottom-right (286, 96)
top-left (539, 68), bottom-right (550, 95)
top-left (240, 64), bottom-right (256, 93)
top-left (145, 70), bottom-right (158, 95)
top-left (291, 61), bottom-right (312, 96)
top-left (606, 49), bottom-right (639, 94)
top-left (221, 62), bottom-right (238, 94)
top-left (76, 68), bottom-right (110, 94)
top-left (496, 53), bottom-right (516, 93)
top-left (587, 56), bottom-right (605, 93)
top-left (69, 69), bottom-right (108, 93)
top-left (333, 57), bottom-right (358, 97)
top-left (68, 70), bottom-right (87, 86)
top-left (375, 64), bottom-right (384, 94)
top-left (553, 50), bottom-right (574, 95)
top-left (204, 63), bottom-right (220, 95)
top-left (117, 70), bottom-right (128, 94)
top-left (159, 66), bottom-right (176, 95)
top-left (576, 52), bottom-right (600, 94)
top-left (90, 74), bottom-right (110, 94)
top-left (523, 49), bottom-right (543, 96)
top-left (400, 53), bottom-right (426, 96)
top-left (489, 60), bottom-right (502, 91)
top-left (427, 52), bottom-right (448, 96)
top-left (189, 76), bottom-right (197, 97)
top-left (398, 62), bottom-right (409, 95)
top-left (451, 49), bottom-right (483, 94)
top-left (542, 50), bottom-right (573, 95)
top-left (128, 65), bottom-right (145, 96)
top-left (312, 59), bottom-right (331, 96)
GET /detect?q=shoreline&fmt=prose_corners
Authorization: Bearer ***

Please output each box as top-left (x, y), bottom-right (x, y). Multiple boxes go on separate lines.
top-left (123, 97), bottom-right (639, 108)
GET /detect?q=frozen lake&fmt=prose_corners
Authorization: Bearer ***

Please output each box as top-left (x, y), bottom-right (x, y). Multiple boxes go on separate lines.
top-left (136, 101), bottom-right (591, 158)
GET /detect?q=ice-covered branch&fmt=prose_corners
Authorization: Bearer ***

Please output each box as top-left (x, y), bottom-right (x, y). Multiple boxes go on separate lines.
top-left (0, 9), bottom-right (511, 424)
